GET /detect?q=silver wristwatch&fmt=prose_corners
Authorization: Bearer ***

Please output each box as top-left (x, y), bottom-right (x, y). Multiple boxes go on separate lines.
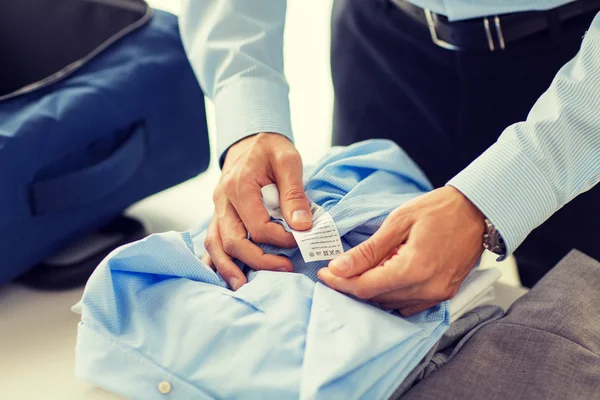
top-left (483, 218), bottom-right (506, 256)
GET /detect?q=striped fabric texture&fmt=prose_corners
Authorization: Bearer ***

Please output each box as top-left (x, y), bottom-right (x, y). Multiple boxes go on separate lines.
top-left (180, 0), bottom-right (600, 258)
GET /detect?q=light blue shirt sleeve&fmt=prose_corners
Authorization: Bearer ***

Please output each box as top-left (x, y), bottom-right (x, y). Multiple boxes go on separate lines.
top-left (449, 12), bottom-right (600, 259)
top-left (179, 0), bottom-right (293, 165)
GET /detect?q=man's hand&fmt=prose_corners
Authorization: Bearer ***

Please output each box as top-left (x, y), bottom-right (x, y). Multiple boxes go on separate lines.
top-left (203, 133), bottom-right (312, 290)
top-left (317, 186), bottom-right (485, 316)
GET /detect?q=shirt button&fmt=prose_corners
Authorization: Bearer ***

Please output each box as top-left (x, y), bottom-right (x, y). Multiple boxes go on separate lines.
top-left (157, 380), bottom-right (172, 394)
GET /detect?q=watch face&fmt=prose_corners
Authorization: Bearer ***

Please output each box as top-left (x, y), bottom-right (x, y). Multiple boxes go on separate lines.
top-left (484, 219), bottom-right (506, 255)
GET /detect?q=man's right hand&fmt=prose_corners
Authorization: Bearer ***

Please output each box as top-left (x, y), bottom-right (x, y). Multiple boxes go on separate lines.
top-left (202, 133), bottom-right (312, 290)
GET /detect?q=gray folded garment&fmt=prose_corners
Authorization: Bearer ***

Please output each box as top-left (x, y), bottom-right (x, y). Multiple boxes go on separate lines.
top-left (390, 305), bottom-right (505, 399)
top-left (400, 249), bottom-right (600, 400)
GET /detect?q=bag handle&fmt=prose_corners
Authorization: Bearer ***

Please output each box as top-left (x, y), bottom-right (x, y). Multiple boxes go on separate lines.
top-left (30, 123), bottom-right (146, 215)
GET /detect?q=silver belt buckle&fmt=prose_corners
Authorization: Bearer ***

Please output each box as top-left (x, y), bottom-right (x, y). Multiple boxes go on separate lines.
top-left (425, 9), bottom-right (506, 52)
top-left (424, 9), bottom-right (462, 51)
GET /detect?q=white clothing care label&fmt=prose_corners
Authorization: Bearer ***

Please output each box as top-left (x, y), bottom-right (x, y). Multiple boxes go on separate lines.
top-left (261, 184), bottom-right (344, 262)
top-left (292, 211), bottom-right (345, 262)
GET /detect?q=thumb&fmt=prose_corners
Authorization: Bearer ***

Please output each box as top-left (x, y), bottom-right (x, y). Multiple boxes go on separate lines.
top-left (328, 218), bottom-right (410, 278)
top-left (273, 152), bottom-right (312, 231)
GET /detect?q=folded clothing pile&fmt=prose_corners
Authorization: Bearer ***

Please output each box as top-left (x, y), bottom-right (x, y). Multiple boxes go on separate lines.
top-left (74, 140), bottom-right (500, 399)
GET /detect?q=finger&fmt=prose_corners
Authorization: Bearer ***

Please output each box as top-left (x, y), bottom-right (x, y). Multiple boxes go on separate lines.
top-left (378, 300), bottom-right (421, 311)
top-left (257, 222), bottom-right (296, 248)
top-left (318, 265), bottom-right (397, 299)
top-left (230, 183), bottom-right (296, 248)
top-left (328, 218), bottom-right (410, 278)
top-left (201, 252), bottom-right (215, 270)
top-left (370, 284), bottom-right (423, 304)
top-left (219, 200), bottom-right (293, 272)
top-left (272, 151), bottom-right (312, 231)
top-left (318, 244), bottom-right (425, 299)
top-left (228, 241), bottom-right (294, 272)
top-left (398, 301), bottom-right (441, 317)
top-left (204, 218), bottom-right (247, 290)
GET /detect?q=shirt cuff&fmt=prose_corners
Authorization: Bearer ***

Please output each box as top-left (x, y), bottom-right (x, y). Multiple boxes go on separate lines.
top-left (214, 78), bottom-right (294, 167)
top-left (447, 139), bottom-right (559, 260)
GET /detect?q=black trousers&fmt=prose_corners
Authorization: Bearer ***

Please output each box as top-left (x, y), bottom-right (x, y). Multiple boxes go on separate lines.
top-left (331, 0), bottom-right (600, 287)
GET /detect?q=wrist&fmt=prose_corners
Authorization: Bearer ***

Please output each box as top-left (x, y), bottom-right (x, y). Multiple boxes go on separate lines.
top-left (448, 186), bottom-right (486, 232)
top-left (223, 132), bottom-right (294, 169)
top-left (223, 133), bottom-right (269, 168)
top-left (214, 79), bottom-right (293, 167)
top-left (448, 186), bottom-right (505, 257)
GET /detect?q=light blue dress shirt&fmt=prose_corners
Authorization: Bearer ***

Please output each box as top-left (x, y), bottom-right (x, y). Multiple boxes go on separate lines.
top-left (179, 1), bottom-right (600, 259)
top-left (75, 140), bottom-right (450, 400)
top-left (408, 0), bottom-right (576, 21)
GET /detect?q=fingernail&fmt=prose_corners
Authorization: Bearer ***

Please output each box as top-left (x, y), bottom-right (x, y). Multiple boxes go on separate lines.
top-left (330, 255), bottom-right (351, 272)
top-left (276, 267), bottom-right (288, 272)
top-left (292, 210), bottom-right (311, 223)
top-left (228, 277), bottom-right (239, 290)
top-left (317, 268), bottom-right (326, 279)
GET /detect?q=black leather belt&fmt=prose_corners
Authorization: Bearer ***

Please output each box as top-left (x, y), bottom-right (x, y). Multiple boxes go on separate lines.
top-left (390, 0), bottom-right (600, 51)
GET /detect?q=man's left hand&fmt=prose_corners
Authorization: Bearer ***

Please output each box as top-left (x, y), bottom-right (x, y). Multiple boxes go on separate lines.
top-left (317, 186), bottom-right (486, 316)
